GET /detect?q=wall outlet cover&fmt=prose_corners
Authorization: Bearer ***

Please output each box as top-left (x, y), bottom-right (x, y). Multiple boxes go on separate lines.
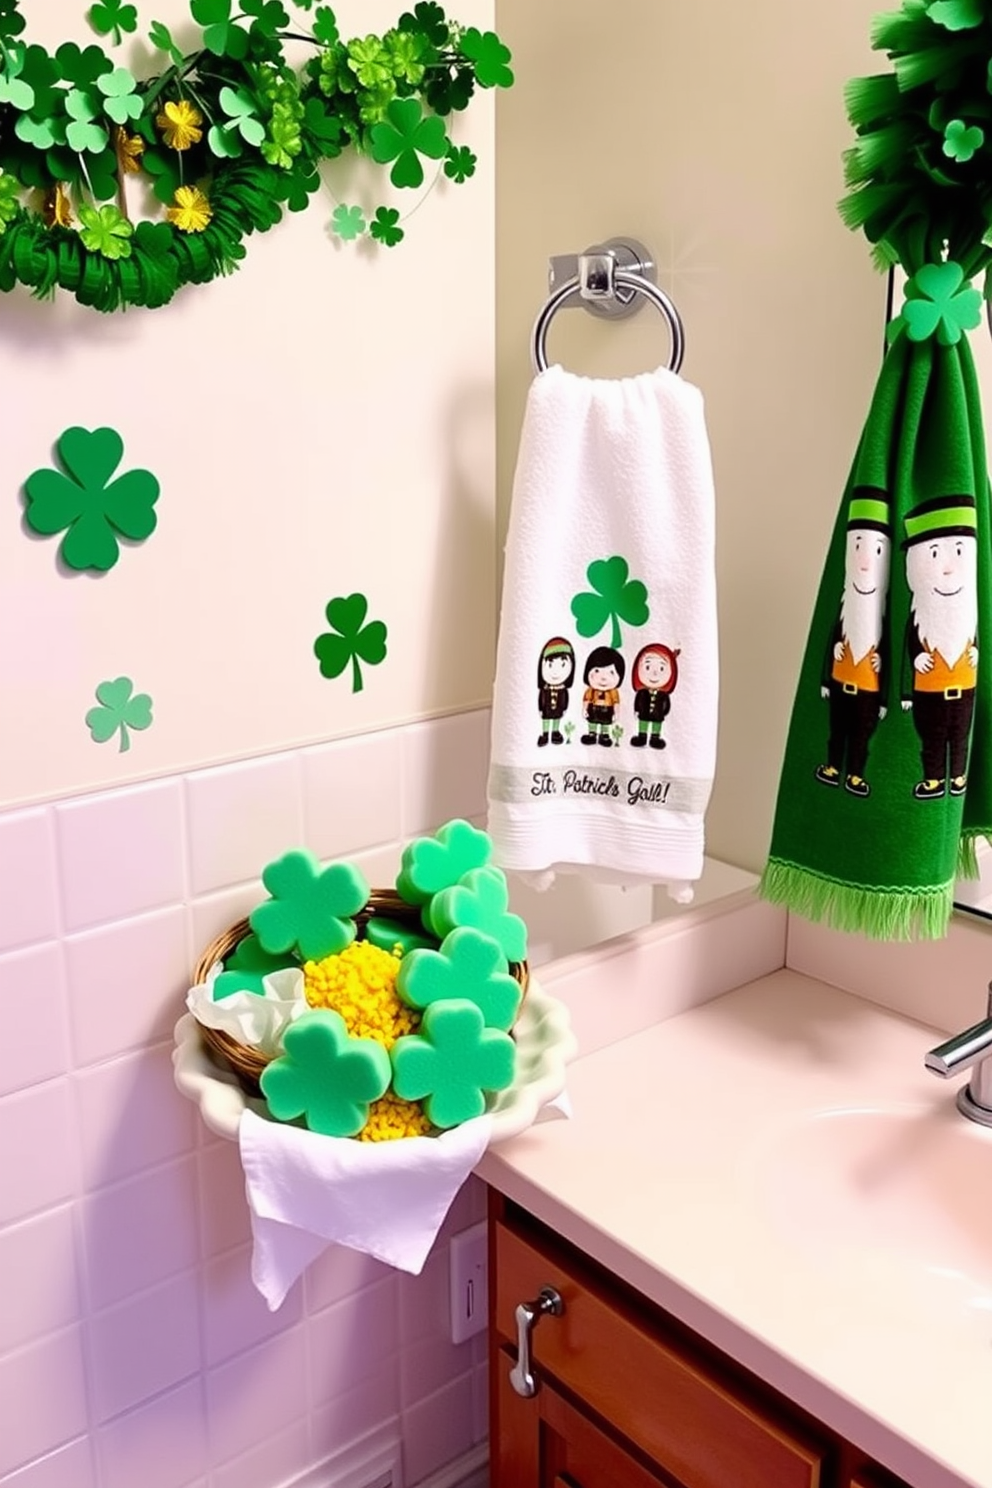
top-left (449, 1219), bottom-right (488, 1344)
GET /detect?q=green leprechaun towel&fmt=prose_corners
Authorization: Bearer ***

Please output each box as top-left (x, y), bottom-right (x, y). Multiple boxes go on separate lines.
top-left (761, 282), bottom-right (992, 940)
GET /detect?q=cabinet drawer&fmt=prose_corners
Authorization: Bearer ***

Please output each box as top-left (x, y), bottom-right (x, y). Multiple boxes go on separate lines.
top-left (494, 1220), bottom-right (824, 1488)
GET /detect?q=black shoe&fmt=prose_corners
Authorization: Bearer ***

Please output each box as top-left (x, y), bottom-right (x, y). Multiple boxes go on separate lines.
top-left (580, 733), bottom-right (596, 745)
top-left (844, 774), bottom-right (869, 797)
top-left (950, 775), bottom-right (967, 796)
top-left (815, 765), bottom-right (840, 787)
top-left (598, 735), bottom-right (613, 747)
top-left (631, 734), bottom-right (647, 748)
top-left (551, 730), bottom-right (564, 744)
top-left (649, 735), bottom-right (666, 749)
top-left (913, 779), bottom-right (945, 800)
top-left (537, 733), bottom-right (549, 747)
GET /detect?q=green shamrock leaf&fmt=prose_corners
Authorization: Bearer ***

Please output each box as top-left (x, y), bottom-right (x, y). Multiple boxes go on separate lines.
top-left (55, 41), bottom-right (113, 87)
top-left (249, 849), bottom-right (370, 960)
top-left (927, 0), bottom-right (983, 26)
top-left (942, 118), bottom-right (984, 162)
top-left (241, 0), bottom-right (289, 34)
top-left (96, 67), bottom-right (143, 124)
top-left (65, 89), bottom-right (110, 153)
top-left (347, 35), bottom-right (391, 89)
top-left (399, 2), bottom-right (449, 48)
top-left (459, 27), bottom-right (513, 88)
top-left (397, 927), bottom-right (522, 1031)
top-left (312, 6), bottom-right (339, 45)
top-left (141, 146), bottom-right (182, 203)
top-left (0, 45), bottom-right (34, 110)
top-left (899, 260), bottom-right (983, 345)
top-left (428, 866), bottom-right (528, 963)
top-left (571, 556), bottom-right (650, 648)
top-left (391, 1000), bottom-right (515, 1128)
top-left (89, 0), bottom-right (139, 46)
top-left (385, 29), bottom-right (427, 86)
top-left (189, 0), bottom-right (249, 59)
top-left (148, 19), bottom-right (185, 66)
top-left (85, 676), bottom-right (153, 752)
top-left (208, 84), bottom-right (265, 156)
top-left (425, 65), bottom-right (473, 116)
top-left (23, 426), bottom-right (160, 572)
top-left (78, 201), bottom-right (133, 258)
top-left (261, 102), bottom-right (302, 167)
top-left (302, 95), bottom-right (343, 151)
top-left (313, 591), bottom-right (387, 690)
top-left (214, 933), bottom-right (293, 998)
top-left (369, 205), bottom-right (403, 246)
top-left (369, 96), bottom-right (448, 188)
top-left (275, 162), bottom-right (320, 211)
top-left (0, 0), bottom-right (25, 40)
top-left (261, 1010), bottom-right (391, 1136)
top-left (18, 43), bottom-right (59, 117)
top-left (0, 170), bottom-right (21, 231)
top-left (333, 200), bottom-right (368, 237)
top-left (444, 144), bottom-right (475, 182)
top-left (396, 818), bottom-right (493, 905)
top-left (16, 112), bottom-right (66, 151)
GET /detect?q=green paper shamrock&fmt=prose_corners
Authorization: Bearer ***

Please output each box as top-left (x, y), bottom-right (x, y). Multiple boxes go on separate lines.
top-left (85, 675), bottom-right (153, 751)
top-left (261, 104), bottom-right (302, 168)
top-left (23, 427), bottom-right (160, 572)
top-left (459, 27), bottom-right (513, 89)
top-left (241, 0), bottom-right (289, 34)
top-left (370, 96), bottom-right (448, 188)
top-left (425, 64), bottom-right (473, 116)
top-left (397, 926), bottom-right (522, 1031)
top-left (927, 0), bottom-right (982, 27)
top-left (96, 67), bottom-right (142, 124)
top-left (0, 0), bottom-right (25, 40)
top-left (571, 556), bottom-right (650, 649)
top-left (260, 1010), bottom-right (391, 1136)
top-left (18, 43), bottom-right (59, 117)
top-left (208, 85), bottom-right (265, 157)
top-left (277, 163), bottom-right (320, 211)
top-left (428, 866), bottom-right (528, 964)
top-left (55, 41), bottom-right (113, 87)
top-left (65, 88), bottom-right (109, 153)
top-left (88, 0), bottom-right (138, 46)
top-left (348, 35), bottom-right (391, 90)
top-left (78, 201), bottom-right (134, 259)
top-left (369, 206), bottom-right (404, 247)
top-left (190, 0), bottom-right (249, 58)
top-left (400, 2), bottom-right (448, 47)
top-left (312, 6), bottom-right (339, 46)
top-left (214, 933), bottom-right (293, 999)
top-left (900, 261), bottom-right (983, 345)
top-left (313, 593), bottom-right (388, 692)
top-left (147, 19), bottom-right (184, 65)
top-left (396, 818), bottom-right (493, 905)
top-left (331, 203), bottom-right (366, 240)
top-left (391, 999), bottom-right (515, 1128)
top-left (444, 145), bottom-right (476, 183)
top-left (249, 849), bottom-right (370, 961)
top-left (0, 171), bottom-right (20, 230)
top-left (942, 118), bottom-right (984, 162)
top-left (0, 46), bottom-right (34, 110)
top-left (16, 113), bottom-right (65, 150)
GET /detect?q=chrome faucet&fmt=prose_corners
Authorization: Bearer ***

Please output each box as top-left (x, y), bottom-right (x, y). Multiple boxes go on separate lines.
top-left (924, 983), bottom-right (992, 1128)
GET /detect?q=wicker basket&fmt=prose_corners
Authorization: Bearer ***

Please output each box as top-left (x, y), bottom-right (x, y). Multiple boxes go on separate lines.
top-left (192, 887), bottom-right (529, 1096)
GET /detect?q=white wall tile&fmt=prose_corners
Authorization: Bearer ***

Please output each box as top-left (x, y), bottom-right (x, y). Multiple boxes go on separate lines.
top-left (401, 712), bottom-right (491, 837)
top-left (55, 782), bottom-right (185, 932)
top-left (0, 1079), bottom-right (78, 1225)
top-left (0, 1327), bottom-right (90, 1477)
top-left (302, 730), bottom-right (403, 861)
top-left (0, 1205), bottom-right (81, 1354)
top-left (185, 755), bottom-right (303, 896)
top-left (65, 907), bottom-right (189, 1068)
top-left (0, 942), bottom-right (70, 1096)
top-left (0, 809), bottom-right (58, 952)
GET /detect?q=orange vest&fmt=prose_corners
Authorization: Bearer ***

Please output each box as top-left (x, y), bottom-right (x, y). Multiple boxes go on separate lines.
top-left (913, 645), bottom-right (976, 694)
top-left (831, 643), bottom-right (880, 693)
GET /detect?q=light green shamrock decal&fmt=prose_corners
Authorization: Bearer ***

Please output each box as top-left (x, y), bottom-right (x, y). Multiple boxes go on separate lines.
top-left (397, 927), bottom-right (522, 1031)
top-left (313, 593), bottom-right (388, 693)
top-left (396, 818), bottom-right (493, 905)
top-left (207, 85), bottom-right (266, 157)
top-left (96, 67), bottom-right (142, 124)
top-left (899, 260), bottom-right (983, 345)
top-left (459, 28), bottom-right (514, 88)
top-left (260, 1010), bottom-right (390, 1136)
top-left (23, 426), bottom-right (160, 572)
top-left (249, 849), bottom-right (370, 961)
top-left (85, 675), bottom-right (153, 752)
top-left (428, 866), bottom-right (528, 964)
top-left (391, 999), bottom-right (515, 1128)
top-left (65, 88), bottom-right (109, 153)
top-left (77, 202), bottom-right (133, 259)
top-left (369, 206), bottom-right (404, 247)
top-left (147, 19), bottom-right (184, 66)
top-left (943, 118), bottom-right (984, 162)
top-left (370, 97), bottom-right (448, 188)
top-left (0, 45), bottom-right (34, 109)
top-left (331, 203), bottom-right (366, 241)
top-left (444, 145), bottom-right (476, 183)
top-left (571, 556), bottom-right (650, 649)
top-left (927, 0), bottom-right (982, 27)
top-left (88, 0), bottom-right (139, 46)
top-left (214, 933), bottom-right (294, 999)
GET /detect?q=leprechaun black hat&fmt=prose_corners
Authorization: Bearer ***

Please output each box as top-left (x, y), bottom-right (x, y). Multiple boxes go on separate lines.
top-left (847, 488), bottom-right (891, 534)
top-left (902, 494), bottom-right (978, 548)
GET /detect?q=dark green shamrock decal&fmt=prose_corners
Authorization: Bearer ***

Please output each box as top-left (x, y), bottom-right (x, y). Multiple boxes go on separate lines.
top-left (88, 0), bottom-right (138, 47)
top-left (397, 927), bottom-right (522, 1031)
top-left (189, 0), bottom-right (249, 59)
top-left (391, 999), bottom-right (515, 1128)
top-left (458, 28), bottom-right (513, 88)
top-left (260, 1010), bottom-right (391, 1136)
top-left (370, 207), bottom-right (404, 247)
top-left (313, 593), bottom-right (388, 693)
top-left (370, 96), bottom-right (448, 188)
top-left (571, 556), bottom-right (650, 649)
top-left (23, 427), bottom-right (160, 572)
top-left (249, 849), bottom-right (370, 961)
top-left (396, 818), bottom-right (492, 905)
top-left (444, 145), bottom-right (476, 183)
top-left (427, 866), bottom-right (528, 964)
top-left (85, 675), bottom-right (152, 751)
top-left (213, 933), bottom-right (295, 999)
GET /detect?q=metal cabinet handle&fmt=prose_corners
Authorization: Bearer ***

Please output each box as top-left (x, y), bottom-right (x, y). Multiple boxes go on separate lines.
top-left (509, 1286), bottom-right (563, 1397)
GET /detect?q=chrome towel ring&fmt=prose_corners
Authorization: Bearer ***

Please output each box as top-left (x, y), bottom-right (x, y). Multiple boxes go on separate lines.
top-left (531, 238), bottom-right (686, 375)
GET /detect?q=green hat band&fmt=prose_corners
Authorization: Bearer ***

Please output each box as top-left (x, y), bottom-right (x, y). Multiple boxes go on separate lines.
top-left (848, 497), bottom-right (890, 531)
top-left (904, 504), bottom-right (977, 542)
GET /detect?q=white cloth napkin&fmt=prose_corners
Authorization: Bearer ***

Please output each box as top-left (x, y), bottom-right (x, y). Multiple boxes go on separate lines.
top-left (239, 1109), bottom-right (493, 1309)
top-left (488, 364), bottom-right (719, 895)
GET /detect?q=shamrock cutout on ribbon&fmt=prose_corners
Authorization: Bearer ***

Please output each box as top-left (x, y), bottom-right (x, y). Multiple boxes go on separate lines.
top-left (370, 96), bottom-right (448, 188)
top-left (444, 145), bottom-right (476, 183)
top-left (213, 933), bottom-right (294, 999)
top-left (96, 67), bottom-right (142, 125)
top-left (249, 849), bottom-right (370, 961)
top-left (369, 206), bottom-right (404, 247)
top-left (899, 260), bottom-right (983, 345)
top-left (331, 203), bottom-right (366, 241)
top-left (23, 427), bottom-right (160, 572)
top-left (88, 0), bottom-right (138, 46)
top-left (459, 28), bottom-right (514, 88)
top-left (313, 593), bottom-right (388, 692)
top-left (397, 927), bottom-right (522, 1031)
top-left (65, 88), bottom-right (109, 153)
top-left (396, 818), bottom-right (493, 905)
top-left (428, 866), bottom-right (528, 964)
top-left (85, 675), bottom-right (153, 751)
top-left (207, 85), bottom-right (265, 157)
top-left (571, 556), bottom-right (650, 649)
top-left (943, 118), bottom-right (984, 162)
top-left (260, 1010), bottom-right (391, 1136)
top-left (927, 0), bottom-right (983, 27)
top-left (391, 999), bottom-right (515, 1128)
top-left (78, 202), bottom-right (133, 258)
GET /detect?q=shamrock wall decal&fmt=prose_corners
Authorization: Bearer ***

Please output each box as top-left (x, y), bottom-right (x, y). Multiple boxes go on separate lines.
top-left (571, 555), bottom-right (650, 649)
top-left (370, 96), bottom-right (448, 188)
top-left (313, 593), bottom-right (387, 693)
top-left (23, 426), bottom-right (160, 571)
top-left (85, 675), bottom-right (153, 751)
top-left (88, 0), bottom-right (138, 46)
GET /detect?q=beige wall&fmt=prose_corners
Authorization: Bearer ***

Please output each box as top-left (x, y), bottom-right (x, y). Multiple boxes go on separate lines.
top-left (495, 0), bottom-right (887, 872)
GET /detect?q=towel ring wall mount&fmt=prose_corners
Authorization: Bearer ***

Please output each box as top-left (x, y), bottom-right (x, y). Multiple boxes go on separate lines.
top-left (531, 236), bottom-right (685, 375)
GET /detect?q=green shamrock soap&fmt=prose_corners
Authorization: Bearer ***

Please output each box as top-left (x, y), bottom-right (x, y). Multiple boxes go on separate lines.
top-left (397, 927), bottom-right (522, 1031)
top-left (396, 818), bottom-right (493, 906)
top-left (250, 850), bottom-right (369, 962)
top-left (213, 933), bottom-right (296, 999)
top-left (390, 999), bottom-right (516, 1129)
top-left (259, 1010), bottom-right (390, 1137)
top-left (364, 916), bottom-right (438, 956)
top-left (427, 866), bottom-right (527, 964)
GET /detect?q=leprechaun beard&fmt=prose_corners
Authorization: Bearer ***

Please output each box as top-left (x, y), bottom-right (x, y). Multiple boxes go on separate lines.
top-left (909, 563), bottom-right (977, 668)
top-left (840, 580), bottom-right (886, 666)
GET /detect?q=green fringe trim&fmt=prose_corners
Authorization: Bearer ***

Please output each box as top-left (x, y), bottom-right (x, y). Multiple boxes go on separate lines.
top-left (957, 829), bottom-right (991, 880)
top-left (758, 857), bottom-right (954, 941)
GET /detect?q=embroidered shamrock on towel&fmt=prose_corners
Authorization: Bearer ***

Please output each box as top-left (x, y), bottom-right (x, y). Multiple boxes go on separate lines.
top-left (571, 556), bottom-right (650, 649)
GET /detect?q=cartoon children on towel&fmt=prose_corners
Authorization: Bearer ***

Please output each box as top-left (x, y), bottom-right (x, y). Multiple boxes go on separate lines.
top-left (630, 643), bottom-right (680, 749)
top-left (536, 637), bottom-right (575, 746)
top-left (581, 645), bottom-right (625, 746)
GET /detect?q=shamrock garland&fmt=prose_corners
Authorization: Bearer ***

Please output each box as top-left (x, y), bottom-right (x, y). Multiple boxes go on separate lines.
top-left (0, 0), bottom-right (513, 311)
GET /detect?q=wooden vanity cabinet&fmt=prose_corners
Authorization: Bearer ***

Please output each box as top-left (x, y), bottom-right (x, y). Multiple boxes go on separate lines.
top-left (488, 1193), bottom-right (914, 1488)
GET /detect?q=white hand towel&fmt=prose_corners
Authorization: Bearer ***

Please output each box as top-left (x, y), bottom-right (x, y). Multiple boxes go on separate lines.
top-left (239, 1109), bottom-right (492, 1309)
top-left (488, 364), bottom-right (718, 894)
